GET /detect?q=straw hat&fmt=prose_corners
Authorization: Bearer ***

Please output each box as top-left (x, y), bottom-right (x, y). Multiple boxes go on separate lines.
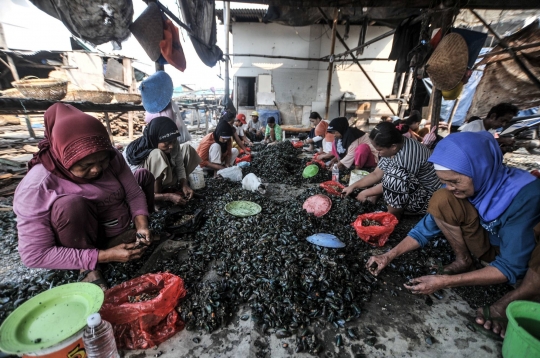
top-left (442, 81), bottom-right (464, 100)
top-left (130, 3), bottom-right (163, 62)
top-left (426, 33), bottom-right (469, 91)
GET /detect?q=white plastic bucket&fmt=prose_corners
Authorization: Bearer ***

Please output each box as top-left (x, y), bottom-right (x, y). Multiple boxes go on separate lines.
top-left (22, 328), bottom-right (85, 358)
top-left (188, 170), bottom-right (205, 189)
top-left (349, 170), bottom-right (369, 186)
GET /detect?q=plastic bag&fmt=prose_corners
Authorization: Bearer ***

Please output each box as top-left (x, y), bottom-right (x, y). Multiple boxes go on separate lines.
top-left (352, 212), bottom-right (399, 247)
top-left (235, 153), bottom-right (252, 164)
top-left (100, 273), bottom-right (186, 350)
top-left (319, 180), bottom-right (346, 196)
top-left (307, 159), bottom-right (326, 168)
top-left (217, 166), bottom-right (243, 181)
top-left (292, 141), bottom-right (304, 148)
top-left (242, 173), bottom-right (262, 192)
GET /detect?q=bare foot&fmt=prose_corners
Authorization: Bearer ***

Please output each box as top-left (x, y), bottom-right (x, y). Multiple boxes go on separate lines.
top-left (79, 269), bottom-right (108, 292)
top-left (441, 258), bottom-right (474, 274)
top-left (475, 305), bottom-right (507, 338)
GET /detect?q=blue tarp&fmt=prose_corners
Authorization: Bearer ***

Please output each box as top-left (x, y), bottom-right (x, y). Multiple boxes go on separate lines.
top-left (257, 109), bottom-right (282, 126)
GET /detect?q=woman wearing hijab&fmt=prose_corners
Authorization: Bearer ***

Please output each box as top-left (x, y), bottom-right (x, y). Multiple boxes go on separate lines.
top-left (140, 71), bottom-right (192, 144)
top-left (325, 117), bottom-right (378, 170)
top-left (365, 131), bottom-right (540, 338)
top-left (342, 122), bottom-right (441, 218)
top-left (124, 117), bottom-right (201, 206)
top-left (14, 103), bottom-right (154, 290)
top-left (196, 117), bottom-right (239, 172)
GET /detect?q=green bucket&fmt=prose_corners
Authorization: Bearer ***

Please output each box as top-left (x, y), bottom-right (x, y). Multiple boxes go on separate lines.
top-left (502, 300), bottom-right (540, 358)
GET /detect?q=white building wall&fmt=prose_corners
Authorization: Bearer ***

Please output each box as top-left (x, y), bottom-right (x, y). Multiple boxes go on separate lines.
top-left (231, 22), bottom-right (396, 124)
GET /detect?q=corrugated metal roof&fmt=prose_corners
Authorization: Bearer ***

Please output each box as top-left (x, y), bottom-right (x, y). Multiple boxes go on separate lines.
top-left (216, 8), bottom-right (267, 23)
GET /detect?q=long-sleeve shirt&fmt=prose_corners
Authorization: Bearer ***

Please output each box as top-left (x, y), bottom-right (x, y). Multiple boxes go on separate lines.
top-left (408, 180), bottom-right (540, 284)
top-left (124, 140), bottom-right (188, 181)
top-left (13, 150), bottom-right (148, 270)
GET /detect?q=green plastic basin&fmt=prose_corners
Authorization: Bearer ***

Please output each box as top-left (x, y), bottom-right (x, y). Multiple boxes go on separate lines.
top-left (502, 300), bottom-right (540, 358)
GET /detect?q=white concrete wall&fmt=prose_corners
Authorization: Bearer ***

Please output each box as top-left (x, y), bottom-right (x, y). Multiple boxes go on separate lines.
top-left (231, 22), bottom-right (396, 124)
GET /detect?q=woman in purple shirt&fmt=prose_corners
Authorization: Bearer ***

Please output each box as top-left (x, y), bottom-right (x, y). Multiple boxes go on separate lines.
top-left (14, 103), bottom-right (155, 290)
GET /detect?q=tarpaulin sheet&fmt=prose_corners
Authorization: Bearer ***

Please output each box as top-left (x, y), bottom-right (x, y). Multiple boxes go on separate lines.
top-left (179, 0), bottom-right (223, 67)
top-left (468, 20), bottom-right (540, 117)
top-left (29, 0), bottom-right (133, 45)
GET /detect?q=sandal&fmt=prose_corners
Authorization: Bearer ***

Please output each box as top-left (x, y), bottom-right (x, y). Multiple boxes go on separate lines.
top-left (466, 306), bottom-right (507, 342)
top-left (78, 269), bottom-right (109, 292)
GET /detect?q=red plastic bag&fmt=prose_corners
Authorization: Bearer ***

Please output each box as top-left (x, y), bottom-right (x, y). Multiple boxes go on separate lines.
top-left (307, 159), bottom-right (326, 168)
top-left (292, 141), bottom-right (304, 148)
top-left (352, 212), bottom-right (399, 247)
top-left (235, 153), bottom-right (252, 164)
top-left (319, 180), bottom-right (346, 196)
top-left (100, 273), bottom-right (186, 350)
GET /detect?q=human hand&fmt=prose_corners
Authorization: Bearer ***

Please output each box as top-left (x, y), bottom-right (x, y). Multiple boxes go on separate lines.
top-left (404, 275), bottom-right (447, 295)
top-left (182, 184), bottom-right (194, 200)
top-left (135, 228), bottom-right (152, 246)
top-left (167, 193), bottom-right (187, 206)
top-left (356, 191), bottom-right (369, 202)
top-left (498, 136), bottom-right (515, 146)
top-left (341, 185), bottom-right (355, 196)
top-left (366, 254), bottom-right (392, 276)
top-left (105, 242), bottom-right (146, 263)
top-left (305, 138), bottom-right (313, 144)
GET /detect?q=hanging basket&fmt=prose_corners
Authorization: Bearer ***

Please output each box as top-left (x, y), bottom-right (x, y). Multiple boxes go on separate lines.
top-left (11, 76), bottom-right (67, 101)
top-left (114, 93), bottom-right (142, 104)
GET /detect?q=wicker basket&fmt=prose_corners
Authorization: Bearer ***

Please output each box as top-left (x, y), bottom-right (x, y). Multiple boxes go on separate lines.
top-left (0, 88), bottom-right (24, 98)
top-left (115, 93), bottom-right (142, 104)
top-left (65, 90), bottom-right (114, 103)
top-left (11, 76), bottom-right (67, 100)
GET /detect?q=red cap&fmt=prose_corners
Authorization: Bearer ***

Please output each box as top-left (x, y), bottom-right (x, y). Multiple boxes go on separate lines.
top-left (236, 113), bottom-right (247, 124)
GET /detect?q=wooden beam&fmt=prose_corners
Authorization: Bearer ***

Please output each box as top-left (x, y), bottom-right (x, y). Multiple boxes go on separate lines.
top-left (319, 7), bottom-right (396, 116)
top-left (324, 8), bottom-right (339, 120)
top-left (470, 9), bottom-right (540, 91)
top-left (223, 0), bottom-right (540, 9)
top-left (224, 53), bottom-right (389, 62)
top-left (327, 29), bottom-right (396, 60)
top-left (0, 98), bottom-right (144, 114)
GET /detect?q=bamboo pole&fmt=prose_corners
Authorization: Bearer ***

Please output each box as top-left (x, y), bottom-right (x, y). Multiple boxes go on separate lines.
top-left (399, 68), bottom-right (414, 118)
top-left (324, 8), bottom-right (339, 120)
top-left (328, 29), bottom-right (396, 59)
top-left (222, 53), bottom-right (388, 62)
top-left (223, 1), bottom-right (231, 100)
top-left (103, 112), bottom-right (114, 144)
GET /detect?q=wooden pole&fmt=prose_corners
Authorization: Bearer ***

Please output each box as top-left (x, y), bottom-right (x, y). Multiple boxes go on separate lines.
top-left (329, 28), bottom-right (396, 59)
top-left (128, 112), bottom-right (134, 140)
top-left (470, 9), bottom-right (540, 91)
top-left (430, 8), bottom-right (455, 132)
top-left (222, 53), bottom-right (388, 62)
top-left (399, 68), bottom-right (414, 117)
top-left (223, 1), bottom-right (231, 100)
top-left (324, 8), bottom-right (339, 120)
top-left (447, 97), bottom-right (461, 128)
top-left (103, 112), bottom-right (114, 144)
top-left (396, 72), bottom-right (405, 99)
top-left (319, 7), bottom-right (396, 116)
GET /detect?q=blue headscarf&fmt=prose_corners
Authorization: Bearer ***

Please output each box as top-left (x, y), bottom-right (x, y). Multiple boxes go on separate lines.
top-left (429, 131), bottom-right (535, 222)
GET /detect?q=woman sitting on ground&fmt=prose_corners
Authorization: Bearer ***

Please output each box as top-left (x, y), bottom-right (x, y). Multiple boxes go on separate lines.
top-left (304, 112), bottom-right (328, 153)
top-left (196, 117), bottom-right (239, 172)
top-left (264, 116), bottom-right (282, 144)
top-left (14, 103), bottom-right (155, 290)
top-left (366, 131), bottom-right (540, 339)
top-left (395, 110), bottom-right (425, 141)
top-left (218, 111), bottom-right (249, 152)
top-left (342, 122), bottom-right (441, 218)
top-left (124, 117), bottom-right (201, 206)
top-left (325, 117), bottom-right (378, 171)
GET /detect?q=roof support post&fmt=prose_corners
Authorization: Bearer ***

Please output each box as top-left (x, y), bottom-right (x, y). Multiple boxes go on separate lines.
top-left (324, 8), bottom-right (339, 120)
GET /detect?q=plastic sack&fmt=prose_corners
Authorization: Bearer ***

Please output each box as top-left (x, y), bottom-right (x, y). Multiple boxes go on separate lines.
top-left (307, 159), bottom-right (326, 168)
top-left (235, 153), bottom-right (252, 164)
top-left (242, 173), bottom-right (262, 192)
top-left (352, 212), bottom-right (399, 247)
top-left (100, 273), bottom-right (186, 350)
top-left (319, 180), bottom-right (346, 196)
top-left (217, 166), bottom-right (243, 181)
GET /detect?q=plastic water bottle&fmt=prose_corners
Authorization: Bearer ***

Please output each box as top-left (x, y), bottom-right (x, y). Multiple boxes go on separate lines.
top-left (332, 163), bottom-right (340, 182)
top-left (83, 313), bottom-right (119, 358)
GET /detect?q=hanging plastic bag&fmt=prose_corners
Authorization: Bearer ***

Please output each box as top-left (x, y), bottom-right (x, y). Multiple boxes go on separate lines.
top-left (319, 180), bottom-right (346, 196)
top-left (352, 212), bottom-right (399, 247)
top-left (100, 273), bottom-right (186, 350)
top-left (217, 166), bottom-right (243, 181)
